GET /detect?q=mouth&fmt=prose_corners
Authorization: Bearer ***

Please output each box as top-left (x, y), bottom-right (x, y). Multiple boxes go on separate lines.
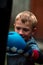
top-left (22, 36), bottom-right (28, 42)
top-left (20, 34), bottom-right (27, 41)
top-left (20, 35), bottom-right (25, 39)
top-left (22, 36), bottom-right (27, 41)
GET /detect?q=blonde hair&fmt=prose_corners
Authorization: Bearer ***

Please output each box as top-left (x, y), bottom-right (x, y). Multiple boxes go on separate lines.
top-left (15, 11), bottom-right (38, 28)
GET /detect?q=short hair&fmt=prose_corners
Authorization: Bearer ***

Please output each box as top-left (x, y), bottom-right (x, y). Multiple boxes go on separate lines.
top-left (15, 11), bottom-right (38, 28)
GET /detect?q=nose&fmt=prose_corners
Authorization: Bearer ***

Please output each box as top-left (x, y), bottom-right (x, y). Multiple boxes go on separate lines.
top-left (19, 29), bottom-right (23, 35)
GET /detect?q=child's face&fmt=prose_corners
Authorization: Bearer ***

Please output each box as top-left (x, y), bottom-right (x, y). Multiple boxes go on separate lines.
top-left (14, 19), bottom-right (32, 41)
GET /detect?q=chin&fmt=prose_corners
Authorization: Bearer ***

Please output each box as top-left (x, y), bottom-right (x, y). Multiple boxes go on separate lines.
top-left (24, 38), bottom-right (28, 42)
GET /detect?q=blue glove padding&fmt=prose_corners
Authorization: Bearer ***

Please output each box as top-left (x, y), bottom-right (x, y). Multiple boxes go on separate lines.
top-left (7, 31), bottom-right (26, 53)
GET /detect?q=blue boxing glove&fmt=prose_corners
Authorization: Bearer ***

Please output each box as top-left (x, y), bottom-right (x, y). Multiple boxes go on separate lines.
top-left (7, 31), bottom-right (26, 54)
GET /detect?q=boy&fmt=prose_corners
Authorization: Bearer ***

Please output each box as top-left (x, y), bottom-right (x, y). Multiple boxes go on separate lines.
top-left (7, 11), bottom-right (43, 65)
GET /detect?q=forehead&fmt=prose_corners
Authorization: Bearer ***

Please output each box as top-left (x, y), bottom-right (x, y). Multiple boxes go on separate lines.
top-left (15, 19), bottom-right (32, 28)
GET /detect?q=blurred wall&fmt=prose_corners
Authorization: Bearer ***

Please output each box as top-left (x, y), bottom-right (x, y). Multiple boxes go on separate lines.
top-left (10, 0), bottom-right (30, 25)
top-left (30, 0), bottom-right (43, 41)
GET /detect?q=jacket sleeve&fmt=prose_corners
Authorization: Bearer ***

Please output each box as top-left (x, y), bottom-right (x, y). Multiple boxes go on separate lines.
top-left (28, 42), bottom-right (43, 64)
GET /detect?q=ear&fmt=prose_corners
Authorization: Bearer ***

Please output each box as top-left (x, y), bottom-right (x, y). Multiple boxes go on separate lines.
top-left (32, 27), bottom-right (37, 36)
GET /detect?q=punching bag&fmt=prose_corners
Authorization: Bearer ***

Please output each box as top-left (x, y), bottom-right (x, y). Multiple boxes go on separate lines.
top-left (0, 0), bottom-right (12, 65)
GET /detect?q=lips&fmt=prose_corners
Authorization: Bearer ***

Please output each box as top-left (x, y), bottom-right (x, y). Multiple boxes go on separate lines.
top-left (20, 34), bottom-right (27, 41)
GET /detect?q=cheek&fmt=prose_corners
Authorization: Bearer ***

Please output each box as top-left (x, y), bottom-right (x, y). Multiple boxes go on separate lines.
top-left (24, 31), bottom-right (32, 40)
top-left (24, 32), bottom-right (31, 41)
top-left (25, 31), bottom-right (31, 36)
top-left (15, 29), bottom-right (19, 33)
top-left (15, 28), bottom-right (18, 32)
top-left (15, 29), bottom-right (20, 34)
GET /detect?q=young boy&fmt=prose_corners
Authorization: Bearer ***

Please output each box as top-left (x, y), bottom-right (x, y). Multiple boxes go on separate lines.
top-left (7, 11), bottom-right (43, 65)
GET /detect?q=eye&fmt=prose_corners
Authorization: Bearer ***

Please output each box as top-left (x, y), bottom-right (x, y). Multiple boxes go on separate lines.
top-left (16, 27), bottom-right (21, 30)
top-left (23, 28), bottom-right (29, 32)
